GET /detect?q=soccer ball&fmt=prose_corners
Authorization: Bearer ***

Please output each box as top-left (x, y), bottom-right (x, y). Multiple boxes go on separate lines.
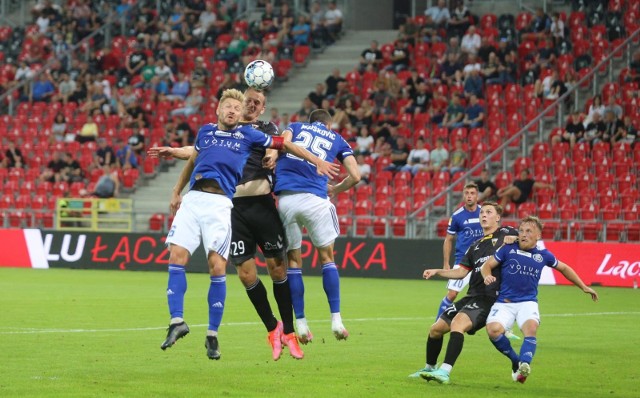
top-left (243, 60), bottom-right (274, 90)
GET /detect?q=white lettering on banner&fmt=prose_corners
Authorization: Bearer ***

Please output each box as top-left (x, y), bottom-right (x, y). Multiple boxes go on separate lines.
top-left (43, 233), bottom-right (86, 262)
top-left (596, 253), bottom-right (640, 279)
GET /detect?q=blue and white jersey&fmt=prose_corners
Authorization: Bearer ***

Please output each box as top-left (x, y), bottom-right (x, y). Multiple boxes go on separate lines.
top-left (274, 121), bottom-right (353, 199)
top-left (191, 123), bottom-right (273, 199)
top-left (493, 243), bottom-right (558, 303)
top-left (447, 205), bottom-right (483, 264)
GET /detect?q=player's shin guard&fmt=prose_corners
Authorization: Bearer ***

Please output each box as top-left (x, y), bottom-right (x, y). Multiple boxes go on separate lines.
top-left (491, 334), bottom-right (520, 370)
top-left (273, 277), bottom-right (295, 335)
top-left (246, 278), bottom-right (277, 331)
top-left (519, 337), bottom-right (537, 364)
top-left (287, 268), bottom-right (305, 319)
top-left (167, 264), bottom-right (187, 319)
top-left (207, 275), bottom-right (226, 332)
top-left (321, 262), bottom-right (340, 313)
top-left (436, 297), bottom-right (453, 320)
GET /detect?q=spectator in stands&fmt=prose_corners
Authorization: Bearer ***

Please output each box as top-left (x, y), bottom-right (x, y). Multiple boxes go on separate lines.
top-left (440, 53), bottom-right (462, 85)
top-left (215, 72), bottom-right (243, 99)
top-left (427, 137), bottom-right (449, 172)
top-left (613, 115), bottom-right (637, 145)
top-left (463, 65), bottom-right (484, 99)
top-left (127, 128), bottom-right (146, 158)
top-left (536, 70), bottom-right (566, 100)
top-left (324, 1), bottom-right (343, 44)
top-left (550, 12), bottom-right (564, 45)
top-left (448, 0), bottom-right (471, 39)
top-left (279, 112), bottom-right (291, 133)
top-left (332, 98), bottom-right (355, 132)
top-left (497, 169), bottom-right (553, 210)
top-left (308, 83), bottom-right (326, 109)
top-left (475, 169), bottom-right (498, 202)
top-left (123, 39), bottom-right (148, 82)
top-left (602, 110), bottom-right (621, 144)
top-left (325, 68), bottom-right (345, 99)
top-left (387, 40), bottom-right (411, 73)
top-left (359, 40), bottom-right (384, 73)
top-left (76, 114), bottom-right (99, 144)
top-left (15, 61), bottom-right (34, 84)
top-left (93, 164), bottom-right (120, 198)
top-left (385, 135), bottom-right (409, 171)
top-left (461, 26), bottom-right (481, 57)
top-left (170, 88), bottom-right (203, 118)
top-left (165, 72), bottom-right (190, 101)
top-left (604, 96), bottom-right (623, 120)
top-left (290, 15), bottom-right (311, 46)
top-left (4, 141), bottom-right (24, 169)
top-left (483, 52), bottom-right (504, 86)
top-left (441, 94), bottom-right (465, 129)
top-left (355, 154), bottom-right (371, 185)
top-left (80, 83), bottom-right (108, 114)
top-left (296, 96), bottom-right (317, 120)
top-left (520, 60), bottom-right (540, 85)
top-left (523, 7), bottom-right (551, 42)
top-left (582, 112), bottom-right (606, 146)
top-left (31, 72), bottom-right (56, 103)
top-left (95, 137), bottom-right (115, 167)
top-left (500, 51), bottom-right (518, 85)
top-left (401, 81), bottom-right (431, 115)
top-left (425, 0), bottom-right (450, 28)
top-left (61, 151), bottom-right (84, 183)
top-left (401, 137), bottom-right (430, 175)
top-left (51, 112), bottom-right (68, 143)
top-left (193, 1), bottom-right (216, 44)
top-left (334, 80), bottom-right (355, 110)
top-left (536, 39), bottom-right (557, 69)
top-left (115, 137), bottom-right (139, 170)
top-left (277, 2), bottom-right (296, 30)
top-left (477, 37), bottom-right (498, 65)
top-left (309, 1), bottom-right (328, 47)
top-left (220, 30), bottom-right (249, 65)
top-left (443, 139), bottom-right (467, 175)
top-left (369, 80), bottom-right (395, 118)
top-left (583, 95), bottom-right (605, 127)
top-left (553, 111), bottom-right (584, 149)
top-left (40, 151), bottom-right (66, 183)
top-left (354, 125), bottom-right (375, 156)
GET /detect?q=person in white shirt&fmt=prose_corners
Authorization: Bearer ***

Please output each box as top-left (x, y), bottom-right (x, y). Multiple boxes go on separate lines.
top-left (402, 137), bottom-right (430, 175)
top-left (461, 26), bottom-right (481, 56)
top-left (550, 12), bottom-right (564, 43)
top-left (324, 1), bottom-right (343, 43)
top-left (425, 0), bottom-right (450, 27)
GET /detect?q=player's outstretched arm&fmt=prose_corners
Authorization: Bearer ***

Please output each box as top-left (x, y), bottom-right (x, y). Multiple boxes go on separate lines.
top-left (277, 131), bottom-right (339, 178)
top-left (328, 155), bottom-right (361, 197)
top-left (556, 261), bottom-right (599, 302)
top-left (147, 146), bottom-right (195, 160)
top-left (423, 266), bottom-right (469, 280)
top-left (170, 150), bottom-right (197, 215)
top-left (480, 256), bottom-right (500, 285)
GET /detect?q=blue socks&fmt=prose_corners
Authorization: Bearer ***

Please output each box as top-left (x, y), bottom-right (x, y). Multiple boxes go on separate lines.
top-left (287, 268), bottom-right (305, 319)
top-left (167, 264), bottom-right (187, 318)
top-left (436, 297), bottom-right (453, 320)
top-left (520, 337), bottom-right (537, 364)
top-left (491, 334), bottom-right (520, 370)
top-left (207, 275), bottom-right (226, 332)
top-left (322, 262), bottom-right (341, 313)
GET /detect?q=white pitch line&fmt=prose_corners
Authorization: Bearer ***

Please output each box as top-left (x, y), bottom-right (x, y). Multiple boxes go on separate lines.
top-left (2, 312), bottom-right (639, 335)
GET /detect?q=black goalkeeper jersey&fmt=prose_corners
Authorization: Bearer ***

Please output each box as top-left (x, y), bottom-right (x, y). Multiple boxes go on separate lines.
top-left (237, 120), bottom-right (279, 186)
top-left (459, 226), bottom-right (519, 298)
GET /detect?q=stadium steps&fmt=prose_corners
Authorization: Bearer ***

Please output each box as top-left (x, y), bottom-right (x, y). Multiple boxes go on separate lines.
top-left (131, 161), bottom-right (183, 232)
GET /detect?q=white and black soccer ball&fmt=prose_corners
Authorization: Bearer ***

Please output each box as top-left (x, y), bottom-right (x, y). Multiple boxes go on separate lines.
top-left (243, 59), bottom-right (274, 90)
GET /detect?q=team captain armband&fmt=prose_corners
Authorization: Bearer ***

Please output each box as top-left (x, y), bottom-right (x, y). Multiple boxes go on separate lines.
top-left (271, 136), bottom-right (284, 150)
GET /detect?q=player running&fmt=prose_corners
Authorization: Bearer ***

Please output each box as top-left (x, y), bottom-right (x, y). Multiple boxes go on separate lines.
top-left (481, 216), bottom-right (598, 383)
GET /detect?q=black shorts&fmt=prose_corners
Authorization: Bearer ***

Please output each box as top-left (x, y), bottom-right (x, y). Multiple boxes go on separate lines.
top-left (439, 295), bottom-right (496, 335)
top-left (230, 194), bottom-right (286, 265)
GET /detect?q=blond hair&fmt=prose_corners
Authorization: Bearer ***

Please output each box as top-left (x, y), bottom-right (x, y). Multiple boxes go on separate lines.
top-left (219, 88), bottom-right (245, 105)
top-left (520, 215), bottom-right (543, 232)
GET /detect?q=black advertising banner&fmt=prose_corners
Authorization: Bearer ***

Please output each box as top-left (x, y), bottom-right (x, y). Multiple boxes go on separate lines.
top-left (42, 231), bottom-right (441, 279)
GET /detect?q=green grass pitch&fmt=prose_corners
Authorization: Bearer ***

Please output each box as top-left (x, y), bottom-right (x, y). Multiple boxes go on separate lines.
top-left (0, 267), bottom-right (638, 398)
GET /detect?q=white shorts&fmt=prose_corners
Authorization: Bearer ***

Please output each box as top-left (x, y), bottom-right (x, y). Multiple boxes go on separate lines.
top-left (486, 301), bottom-right (540, 331)
top-left (446, 264), bottom-right (472, 292)
top-left (277, 193), bottom-right (339, 250)
top-left (166, 190), bottom-right (233, 259)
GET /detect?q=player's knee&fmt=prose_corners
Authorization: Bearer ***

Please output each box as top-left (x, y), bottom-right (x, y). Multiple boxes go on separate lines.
top-left (486, 322), bottom-right (503, 339)
top-left (168, 245), bottom-right (190, 265)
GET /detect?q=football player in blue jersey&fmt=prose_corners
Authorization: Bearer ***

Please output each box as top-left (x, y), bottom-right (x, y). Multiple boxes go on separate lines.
top-left (481, 216), bottom-right (598, 383)
top-left (436, 183), bottom-right (483, 320)
top-left (151, 88), bottom-right (305, 360)
top-left (274, 109), bottom-right (361, 344)
top-left (159, 89), bottom-right (338, 360)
